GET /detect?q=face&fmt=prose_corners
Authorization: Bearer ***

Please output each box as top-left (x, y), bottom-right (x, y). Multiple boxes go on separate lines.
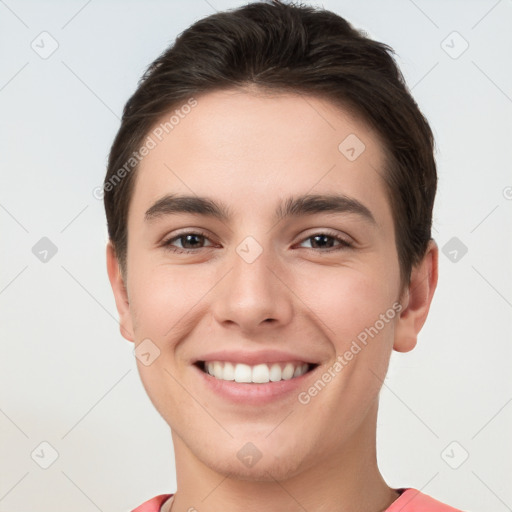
top-left (108, 89), bottom-right (435, 481)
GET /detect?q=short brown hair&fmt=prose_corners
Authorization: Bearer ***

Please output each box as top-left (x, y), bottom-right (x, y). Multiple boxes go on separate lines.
top-left (104, 0), bottom-right (437, 286)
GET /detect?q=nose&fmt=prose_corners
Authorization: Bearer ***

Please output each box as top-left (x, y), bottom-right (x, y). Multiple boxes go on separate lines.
top-left (211, 241), bottom-right (294, 334)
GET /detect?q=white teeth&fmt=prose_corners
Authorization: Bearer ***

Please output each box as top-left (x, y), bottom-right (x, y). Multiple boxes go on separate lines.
top-left (282, 363), bottom-right (295, 380)
top-left (203, 361), bottom-right (311, 383)
top-left (223, 361), bottom-right (235, 381)
top-left (293, 365), bottom-right (303, 378)
top-left (234, 363), bottom-right (252, 383)
top-left (269, 363), bottom-right (282, 382)
top-left (251, 364), bottom-right (270, 383)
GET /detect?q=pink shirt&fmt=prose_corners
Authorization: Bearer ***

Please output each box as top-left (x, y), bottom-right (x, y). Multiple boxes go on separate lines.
top-left (131, 488), bottom-right (465, 511)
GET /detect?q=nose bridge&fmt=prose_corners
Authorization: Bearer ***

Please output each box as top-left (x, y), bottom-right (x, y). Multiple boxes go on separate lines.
top-left (212, 234), bottom-right (293, 329)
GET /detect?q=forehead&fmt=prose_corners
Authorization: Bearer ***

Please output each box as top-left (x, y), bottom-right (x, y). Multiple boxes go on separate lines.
top-left (130, 89), bottom-right (392, 226)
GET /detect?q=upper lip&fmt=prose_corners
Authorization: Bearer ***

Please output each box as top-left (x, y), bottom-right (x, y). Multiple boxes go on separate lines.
top-left (194, 349), bottom-right (320, 366)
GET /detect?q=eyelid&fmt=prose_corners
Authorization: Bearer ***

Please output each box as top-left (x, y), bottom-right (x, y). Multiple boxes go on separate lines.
top-left (164, 227), bottom-right (210, 238)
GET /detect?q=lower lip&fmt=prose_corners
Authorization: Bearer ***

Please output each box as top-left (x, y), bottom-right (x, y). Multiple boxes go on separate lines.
top-left (194, 364), bottom-right (318, 405)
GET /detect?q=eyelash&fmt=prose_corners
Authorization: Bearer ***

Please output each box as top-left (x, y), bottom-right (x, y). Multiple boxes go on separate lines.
top-left (161, 230), bottom-right (354, 254)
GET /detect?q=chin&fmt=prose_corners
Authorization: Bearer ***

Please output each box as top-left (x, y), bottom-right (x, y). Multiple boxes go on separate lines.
top-left (199, 444), bottom-right (308, 483)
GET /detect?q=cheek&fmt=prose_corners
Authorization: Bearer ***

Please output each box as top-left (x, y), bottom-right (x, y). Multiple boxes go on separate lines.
top-left (127, 262), bottom-right (212, 341)
top-left (295, 267), bottom-right (399, 343)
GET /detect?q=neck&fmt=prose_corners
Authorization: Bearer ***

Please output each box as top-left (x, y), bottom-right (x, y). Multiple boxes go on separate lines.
top-left (168, 401), bottom-right (398, 512)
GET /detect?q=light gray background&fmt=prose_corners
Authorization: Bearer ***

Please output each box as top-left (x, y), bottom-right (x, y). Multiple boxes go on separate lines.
top-left (1, 1), bottom-right (511, 511)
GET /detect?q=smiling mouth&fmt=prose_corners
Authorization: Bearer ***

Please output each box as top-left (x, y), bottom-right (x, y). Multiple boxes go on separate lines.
top-left (195, 361), bottom-right (319, 384)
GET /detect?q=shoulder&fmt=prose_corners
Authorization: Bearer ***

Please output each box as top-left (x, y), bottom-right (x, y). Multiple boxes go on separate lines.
top-left (130, 493), bottom-right (174, 512)
top-left (386, 488), bottom-right (466, 512)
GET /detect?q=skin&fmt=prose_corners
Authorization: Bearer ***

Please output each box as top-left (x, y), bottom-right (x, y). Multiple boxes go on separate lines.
top-left (107, 89), bottom-right (438, 512)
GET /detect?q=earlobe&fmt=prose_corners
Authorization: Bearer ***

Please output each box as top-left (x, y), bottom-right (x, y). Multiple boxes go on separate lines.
top-left (393, 240), bottom-right (439, 353)
top-left (106, 242), bottom-right (135, 342)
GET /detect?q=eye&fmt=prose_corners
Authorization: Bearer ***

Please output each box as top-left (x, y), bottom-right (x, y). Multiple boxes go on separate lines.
top-left (298, 232), bottom-right (353, 251)
top-left (161, 231), bottom-right (215, 254)
top-left (160, 230), bottom-right (353, 255)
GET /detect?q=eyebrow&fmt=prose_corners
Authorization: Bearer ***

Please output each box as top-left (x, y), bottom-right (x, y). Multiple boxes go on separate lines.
top-left (144, 193), bottom-right (376, 225)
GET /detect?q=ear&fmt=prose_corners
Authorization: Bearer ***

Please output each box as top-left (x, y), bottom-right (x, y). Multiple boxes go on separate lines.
top-left (106, 241), bottom-right (135, 342)
top-left (393, 240), bottom-right (438, 353)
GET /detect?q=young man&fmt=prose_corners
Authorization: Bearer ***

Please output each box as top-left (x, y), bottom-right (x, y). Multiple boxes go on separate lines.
top-left (104, 1), bottom-right (464, 511)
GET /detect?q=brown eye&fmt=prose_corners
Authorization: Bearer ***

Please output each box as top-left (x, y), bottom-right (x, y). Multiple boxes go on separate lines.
top-left (299, 232), bottom-right (353, 251)
top-left (162, 231), bottom-right (214, 253)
